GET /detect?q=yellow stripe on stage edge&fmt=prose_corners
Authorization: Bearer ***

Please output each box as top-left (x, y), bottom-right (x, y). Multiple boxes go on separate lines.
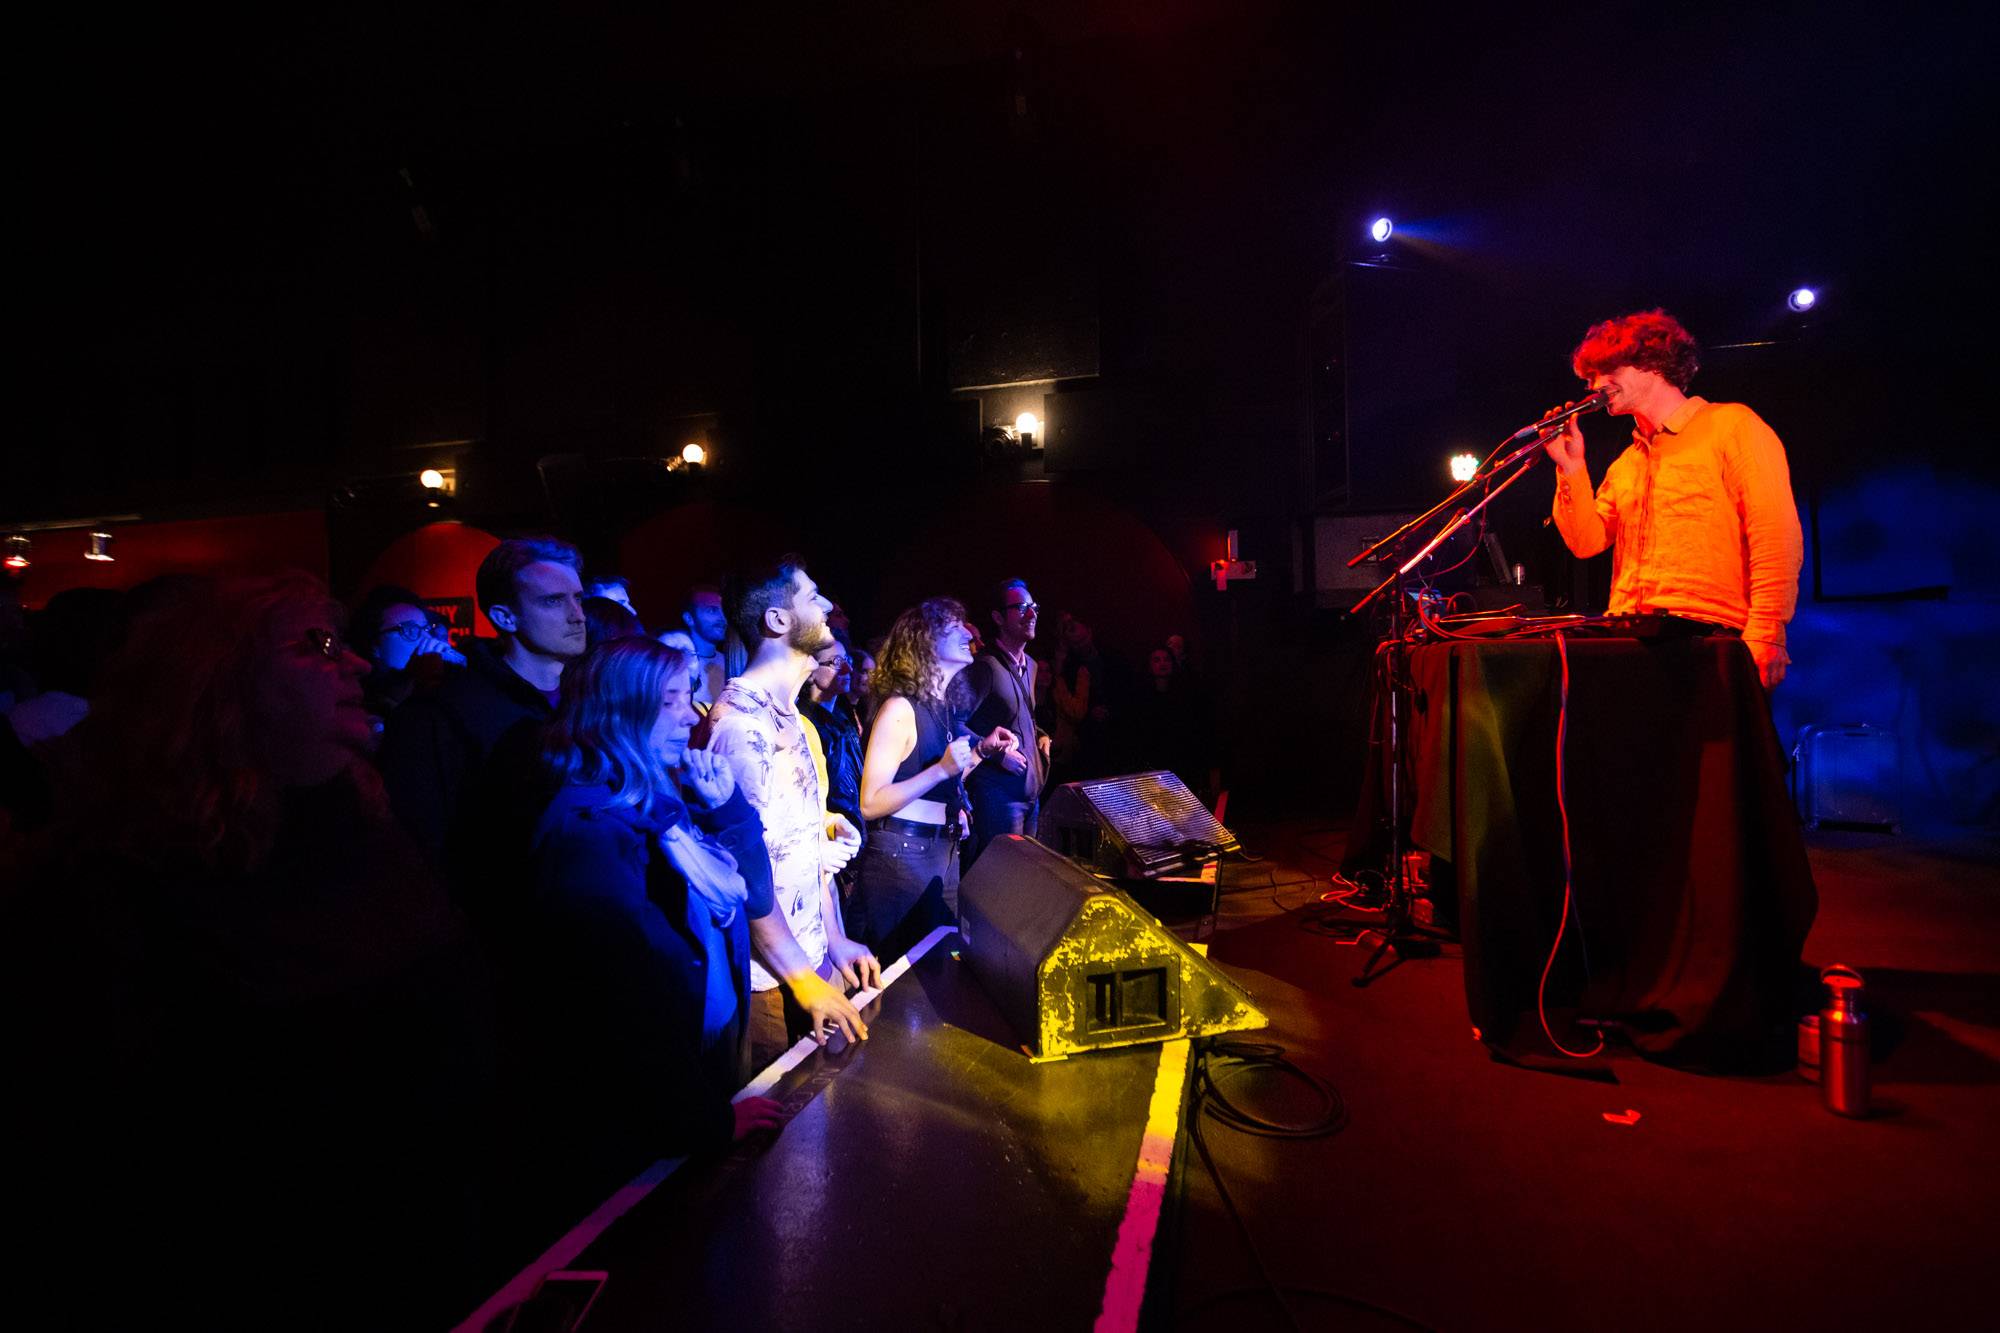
top-left (1093, 942), bottom-right (1208, 1333)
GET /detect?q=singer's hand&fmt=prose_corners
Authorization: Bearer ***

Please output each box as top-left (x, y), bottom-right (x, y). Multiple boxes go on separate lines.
top-left (1542, 404), bottom-right (1588, 473)
top-left (1749, 639), bottom-right (1787, 691)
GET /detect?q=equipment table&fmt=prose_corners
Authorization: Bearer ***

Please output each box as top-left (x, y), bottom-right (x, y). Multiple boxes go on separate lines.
top-left (1357, 634), bottom-right (1817, 1065)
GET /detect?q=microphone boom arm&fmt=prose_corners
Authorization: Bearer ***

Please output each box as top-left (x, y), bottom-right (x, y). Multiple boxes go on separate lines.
top-left (1349, 444), bottom-right (1549, 615)
top-left (1346, 398), bottom-right (1599, 571)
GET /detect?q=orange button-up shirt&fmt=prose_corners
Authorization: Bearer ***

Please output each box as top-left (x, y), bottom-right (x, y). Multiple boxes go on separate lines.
top-left (1552, 396), bottom-right (1804, 660)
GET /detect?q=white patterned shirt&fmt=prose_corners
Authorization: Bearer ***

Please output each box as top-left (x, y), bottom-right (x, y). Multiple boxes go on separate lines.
top-left (707, 679), bottom-right (827, 991)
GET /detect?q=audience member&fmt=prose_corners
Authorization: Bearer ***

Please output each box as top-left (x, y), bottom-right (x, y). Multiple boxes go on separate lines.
top-left (1118, 645), bottom-right (1220, 800)
top-left (583, 593), bottom-right (646, 648)
top-left (8, 573), bottom-right (491, 1330)
top-left (851, 598), bottom-right (1017, 961)
top-left (585, 573), bottom-right (637, 615)
top-left (377, 537), bottom-right (585, 868)
top-left (703, 556), bottom-right (876, 1068)
top-left (500, 638), bottom-right (783, 1252)
top-left (681, 584), bottom-right (731, 706)
top-left (800, 632), bottom-right (865, 845)
top-left (1, 587), bottom-right (127, 833)
top-left (6, 586), bottom-right (125, 746)
top-left (849, 643), bottom-right (879, 727)
top-left (961, 578), bottom-right (1050, 867)
top-left (351, 584), bottom-right (460, 732)
top-left (1049, 612), bottom-right (1111, 781)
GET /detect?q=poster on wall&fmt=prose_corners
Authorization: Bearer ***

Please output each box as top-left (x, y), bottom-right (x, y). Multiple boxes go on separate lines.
top-left (420, 596), bottom-right (479, 648)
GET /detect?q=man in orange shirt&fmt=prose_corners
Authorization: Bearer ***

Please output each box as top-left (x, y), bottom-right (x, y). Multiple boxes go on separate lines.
top-left (1545, 309), bottom-right (1804, 688)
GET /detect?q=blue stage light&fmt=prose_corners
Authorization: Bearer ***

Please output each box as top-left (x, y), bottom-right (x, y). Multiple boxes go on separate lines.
top-left (1788, 287), bottom-right (1818, 312)
top-left (1369, 217), bottom-right (1394, 244)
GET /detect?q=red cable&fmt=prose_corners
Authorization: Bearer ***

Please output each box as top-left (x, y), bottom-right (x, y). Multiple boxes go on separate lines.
top-left (1537, 633), bottom-right (1605, 1060)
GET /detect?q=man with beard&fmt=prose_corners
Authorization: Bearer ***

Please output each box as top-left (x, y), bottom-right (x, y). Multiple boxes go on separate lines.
top-left (699, 557), bottom-right (880, 1067)
top-left (379, 537), bottom-right (586, 875)
top-left (960, 578), bottom-right (1050, 867)
top-left (681, 584), bottom-right (731, 707)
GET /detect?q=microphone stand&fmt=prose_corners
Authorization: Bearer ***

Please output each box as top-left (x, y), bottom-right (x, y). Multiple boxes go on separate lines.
top-left (1344, 427), bottom-right (1561, 988)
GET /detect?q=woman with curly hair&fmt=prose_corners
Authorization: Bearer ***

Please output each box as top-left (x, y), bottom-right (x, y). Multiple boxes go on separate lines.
top-left (849, 597), bottom-right (1017, 961)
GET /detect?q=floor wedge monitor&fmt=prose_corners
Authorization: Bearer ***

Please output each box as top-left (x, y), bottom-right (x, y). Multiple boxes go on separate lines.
top-left (958, 835), bottom-right (1267, 1061)
top-left (1040, 770), bottom-right (1239, 879)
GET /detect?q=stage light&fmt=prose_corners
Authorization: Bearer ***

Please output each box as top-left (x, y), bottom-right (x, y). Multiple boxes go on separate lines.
top-left (1369, 217), bottom-right (1394, 244)
top-left (1787, 287), bottom-right (1818, 312)
top-left (1449, 453), bottom-right (1480, 482)
top-left (3, 535), bottom-right (28, 570)
top-left (1014, 412), bottom-right (1042, 445)
top-left (419, 468), bottom-right (446, 490)
top-left (85, 530), bottom-right (115, 562)
top-left (681, 442), bottom-right (707, 466)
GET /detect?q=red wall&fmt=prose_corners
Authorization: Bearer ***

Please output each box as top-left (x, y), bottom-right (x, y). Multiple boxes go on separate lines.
top-left (355, 522), bottom-right (504, 636)
top-left (11, 511), bottom-right (329, 609)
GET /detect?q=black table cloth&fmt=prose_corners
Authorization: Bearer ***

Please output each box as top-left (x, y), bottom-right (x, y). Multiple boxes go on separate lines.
top-left (1353, 635), bottom-right (1817, 1067)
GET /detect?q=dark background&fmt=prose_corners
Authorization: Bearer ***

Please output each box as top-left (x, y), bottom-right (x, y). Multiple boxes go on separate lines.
top-left (12, 1), bottom-right (1995, 821)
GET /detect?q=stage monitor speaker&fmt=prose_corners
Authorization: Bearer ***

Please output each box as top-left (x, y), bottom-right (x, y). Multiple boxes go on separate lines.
top-left (1040, 770), bottom-right (1238, 880)
top-left (957, 836), bottom-right (1266, 1062)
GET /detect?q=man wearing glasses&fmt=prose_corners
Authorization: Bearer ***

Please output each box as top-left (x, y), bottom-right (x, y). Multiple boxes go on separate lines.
top-left (960, 578), bottom-right (1052, 867)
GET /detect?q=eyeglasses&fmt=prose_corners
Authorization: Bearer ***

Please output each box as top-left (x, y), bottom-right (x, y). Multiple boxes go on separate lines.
top-left (1005, 601), bottom-right (1039, 614)
top-left (303, 628), bottom-right (350, 661)
top-left (380, 621), bottom-right (432, 643)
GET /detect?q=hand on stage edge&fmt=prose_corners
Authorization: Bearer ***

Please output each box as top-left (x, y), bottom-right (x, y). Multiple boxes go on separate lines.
top-left (785, 967), bottom-right (869, 1045)
top-left (827, 933), bottom-right (882, 993)
top-left (732, 1096), bottom-right (785, 1142)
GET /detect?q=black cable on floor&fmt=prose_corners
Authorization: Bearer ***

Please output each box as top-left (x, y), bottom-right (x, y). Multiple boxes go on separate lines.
top-left (1185, 1040), bottom-right (1434, 1332)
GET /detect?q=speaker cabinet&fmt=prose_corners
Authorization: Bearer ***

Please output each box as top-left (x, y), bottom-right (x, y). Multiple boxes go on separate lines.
top-left (957, 836), bottom-right (1266, 1061)
top-left (1040, 770), bottom-right (1238, 880)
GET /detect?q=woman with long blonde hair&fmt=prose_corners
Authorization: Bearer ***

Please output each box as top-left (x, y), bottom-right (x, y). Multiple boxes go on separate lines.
top-left (507, 636), bottom-right (783, 1251)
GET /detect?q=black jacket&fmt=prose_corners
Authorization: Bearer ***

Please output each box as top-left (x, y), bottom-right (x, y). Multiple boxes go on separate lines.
top-left (961, 649), bottom-right (1045, 801)
top-left (802, 695), bottom-right (865, 834)
top-left (378, 641), bottom-right (554, 867)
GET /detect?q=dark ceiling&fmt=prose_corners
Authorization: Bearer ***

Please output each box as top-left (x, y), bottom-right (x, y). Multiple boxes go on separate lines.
top-left (16, 1), bottom-right (1987, 528)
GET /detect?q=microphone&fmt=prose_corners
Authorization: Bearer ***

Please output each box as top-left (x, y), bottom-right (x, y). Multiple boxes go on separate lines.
top-left (1506, 391), bottom-right (1610, 444)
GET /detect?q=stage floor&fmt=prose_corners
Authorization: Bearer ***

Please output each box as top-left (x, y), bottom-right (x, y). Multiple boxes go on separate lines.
top-left (461, 928), bottom-right (1193, 1332)
top-left (461, 821), bottom-right (1999, 1332)
top-left (1168, 820), bottom-right (2000, 1331)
